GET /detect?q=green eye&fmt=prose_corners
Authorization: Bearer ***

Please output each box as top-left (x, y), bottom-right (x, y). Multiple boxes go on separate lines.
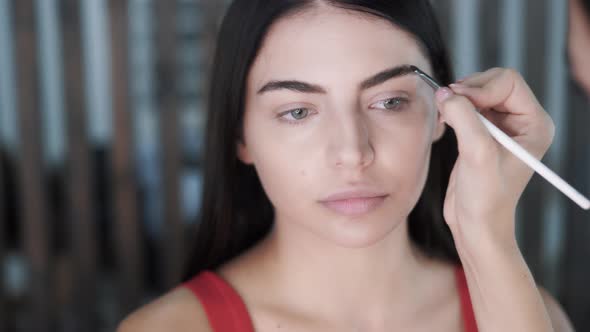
top-left (278, 107), bottom-right (314, 125)
top-left (371, 97), bottom-right (408, 111)
top-left (383, 98), bottom-right (403, 109)
top-left (289, 108), bottom-right (308, 120)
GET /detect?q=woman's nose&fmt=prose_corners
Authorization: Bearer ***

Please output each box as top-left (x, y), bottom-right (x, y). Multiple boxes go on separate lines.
top-left (327, 111), bottom-right (375, 170)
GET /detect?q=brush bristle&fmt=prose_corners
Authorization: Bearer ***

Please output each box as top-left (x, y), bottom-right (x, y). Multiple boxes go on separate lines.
top-left (408, 65), bottom-right (421, 73)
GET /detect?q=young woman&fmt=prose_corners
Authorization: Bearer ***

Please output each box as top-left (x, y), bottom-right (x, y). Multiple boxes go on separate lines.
top-left (119, 1), bottom-right (574, 331)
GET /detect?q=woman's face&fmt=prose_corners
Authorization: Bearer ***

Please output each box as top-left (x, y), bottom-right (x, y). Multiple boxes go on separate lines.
top-left (238, 5), bottom-right (445, 247)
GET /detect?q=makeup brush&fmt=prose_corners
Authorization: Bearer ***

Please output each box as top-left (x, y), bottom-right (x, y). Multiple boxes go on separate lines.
top-left (410, 65), bottom-right (590, 210)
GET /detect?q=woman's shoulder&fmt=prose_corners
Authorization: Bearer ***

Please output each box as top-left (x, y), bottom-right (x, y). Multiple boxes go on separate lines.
top-left (116, 285), bottom-right (213, 332)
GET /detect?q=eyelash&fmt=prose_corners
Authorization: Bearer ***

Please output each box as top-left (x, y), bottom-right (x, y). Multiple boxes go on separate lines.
top-left (278, 97), bottom-right (409, 125)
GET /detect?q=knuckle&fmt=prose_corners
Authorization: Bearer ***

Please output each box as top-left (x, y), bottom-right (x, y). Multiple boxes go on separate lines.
top-left (537, 111), bottom-right (556, 145)
top-left (545, 116), bottom-right (556, 144)
top-left (503, 67), bottom-right (523, 81)
top-left (485, 67), bottom-right (504, 78)
top-left (443, 95), bottom-right (472, 111)
top-left (489, 67), bottom-right (504, 73)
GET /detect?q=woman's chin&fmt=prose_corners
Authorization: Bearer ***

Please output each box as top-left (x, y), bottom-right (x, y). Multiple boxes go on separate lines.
top-left (318, 215), bottom-right (406, 248)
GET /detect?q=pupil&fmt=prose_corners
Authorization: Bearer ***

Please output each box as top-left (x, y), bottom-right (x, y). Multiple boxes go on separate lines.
top-left (385, 99), bottom-right (399, 109)
top-left (292, 109), bottom-right (307, 119)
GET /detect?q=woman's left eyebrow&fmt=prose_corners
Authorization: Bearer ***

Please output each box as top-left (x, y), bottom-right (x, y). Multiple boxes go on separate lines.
top-left (359, 64), bottom-right (414, 90)
top-left (256, 64), bottom-right (415, 95)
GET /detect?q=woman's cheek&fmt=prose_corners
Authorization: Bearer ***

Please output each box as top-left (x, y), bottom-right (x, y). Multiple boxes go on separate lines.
top-left (250, 140), bottom-right (313, 207)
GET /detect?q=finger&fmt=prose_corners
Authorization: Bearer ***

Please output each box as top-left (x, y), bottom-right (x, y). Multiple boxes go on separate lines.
top-left (449, 69), bottom-right (543, 116)
top-left (436, 88), bottom-right (498, 163)
top-left (449, 87), bottom-right (554, 166)
top-left (478, 108), bottom-right (523, 137)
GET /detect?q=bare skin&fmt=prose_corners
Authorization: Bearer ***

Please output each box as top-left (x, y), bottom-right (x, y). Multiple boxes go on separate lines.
top-left (118, 4), bottom-right (575, 332)
top-left (214, 224), bottom-right (464, 331)
top-left (569, 0), bottom-right (590, 95)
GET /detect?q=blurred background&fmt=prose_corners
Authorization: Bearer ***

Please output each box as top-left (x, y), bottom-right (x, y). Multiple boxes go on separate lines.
top-left (0, 0), bottom-right (588, 331)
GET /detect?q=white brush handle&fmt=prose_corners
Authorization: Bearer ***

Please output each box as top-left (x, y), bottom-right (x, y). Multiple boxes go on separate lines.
top-left (476, 112), bottom-right (590, 210)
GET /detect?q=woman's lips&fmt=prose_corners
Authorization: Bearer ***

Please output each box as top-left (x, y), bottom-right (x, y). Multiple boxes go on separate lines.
top-left (319, 195), bottom-right (388, 216)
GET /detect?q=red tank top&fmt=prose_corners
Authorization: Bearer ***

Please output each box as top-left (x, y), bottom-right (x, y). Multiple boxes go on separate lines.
top-left (183, 265), bottom-right (478, 332)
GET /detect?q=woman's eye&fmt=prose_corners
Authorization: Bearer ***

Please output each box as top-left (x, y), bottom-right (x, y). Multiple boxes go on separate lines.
top-left (371, 97), bottom-right (408, 111)
top-left (280, 108), bottom-right (310, 121)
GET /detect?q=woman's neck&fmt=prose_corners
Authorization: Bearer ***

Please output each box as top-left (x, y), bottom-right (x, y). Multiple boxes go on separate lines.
top-left (242, 215), bottom-right (455, 328)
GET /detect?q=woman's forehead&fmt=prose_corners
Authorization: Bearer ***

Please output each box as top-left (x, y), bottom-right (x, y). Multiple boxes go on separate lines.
top-left (248, 6), bottom-right (430, 91)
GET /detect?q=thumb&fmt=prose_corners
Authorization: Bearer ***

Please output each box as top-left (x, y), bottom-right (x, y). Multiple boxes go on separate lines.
top-left (436, 87), bottom-right (498, 163)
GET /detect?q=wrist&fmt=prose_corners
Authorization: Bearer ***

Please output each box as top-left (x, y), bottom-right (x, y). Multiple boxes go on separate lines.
top-left (454, 228), bottom-right (553, 332)
top-left (451, 216), bottom-right (521, 269)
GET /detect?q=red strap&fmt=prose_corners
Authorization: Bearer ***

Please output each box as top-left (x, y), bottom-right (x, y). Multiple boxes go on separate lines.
top-left (455, 266), bottom-right (478, 332)
top-left (183, 271), bottom-right (255, 332)
top-left (185, 268), bottom-right (477, 332)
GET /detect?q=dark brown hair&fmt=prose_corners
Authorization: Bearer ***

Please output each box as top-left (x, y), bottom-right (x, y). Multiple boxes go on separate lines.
top-left (183, 0), bottom-right (459, 281)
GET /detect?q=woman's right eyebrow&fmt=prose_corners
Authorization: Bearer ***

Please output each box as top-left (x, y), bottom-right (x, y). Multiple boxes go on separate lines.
top-left (257, 80), bottom-right (327, 95)
top-left (256, 64), bottom-right (415, 96)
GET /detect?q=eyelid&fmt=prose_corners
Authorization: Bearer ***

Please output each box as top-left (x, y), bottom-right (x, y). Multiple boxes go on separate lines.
top-left (368, 89), bottom-right (411, 101)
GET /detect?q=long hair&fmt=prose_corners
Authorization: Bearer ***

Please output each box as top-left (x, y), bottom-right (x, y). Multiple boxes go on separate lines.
top-left (183, 0), bottom-right (459, 281)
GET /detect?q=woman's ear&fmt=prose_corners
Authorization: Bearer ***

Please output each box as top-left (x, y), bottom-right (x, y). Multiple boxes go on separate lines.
top-left (237, 140), bottom-right (254, 164)
top-left (432, 111), bottom-right (446, 142)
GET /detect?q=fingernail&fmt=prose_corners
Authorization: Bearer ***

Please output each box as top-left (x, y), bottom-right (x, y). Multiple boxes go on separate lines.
top-left (456, 77), bottom-right (466, 83)
top-left (436, 87), bottom-right (453, 102)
